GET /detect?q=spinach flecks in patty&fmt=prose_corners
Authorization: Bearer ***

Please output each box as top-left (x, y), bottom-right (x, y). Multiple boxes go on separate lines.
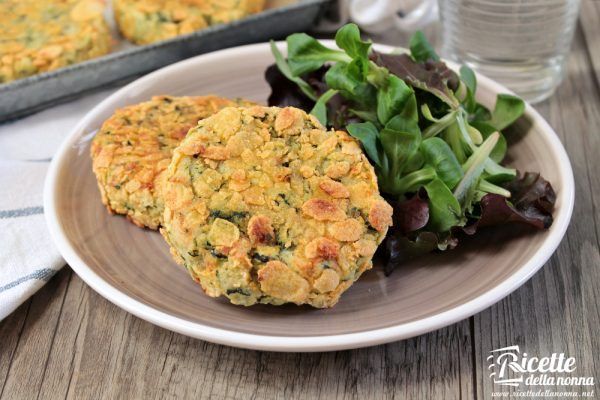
top-left (251, 253), bottom-right (271, 263)
top-left (209, 209), bottom-right (249, 222)
top-left (226, 288), bottom-right (250, 296)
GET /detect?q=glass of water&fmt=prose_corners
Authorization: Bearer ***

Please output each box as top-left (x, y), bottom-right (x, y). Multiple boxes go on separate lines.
top-left (437, 0), bottom-right (581, 103)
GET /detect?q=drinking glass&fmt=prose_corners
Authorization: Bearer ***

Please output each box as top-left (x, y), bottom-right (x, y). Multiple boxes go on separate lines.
top-left (437, 0), bottom-right (581, 103)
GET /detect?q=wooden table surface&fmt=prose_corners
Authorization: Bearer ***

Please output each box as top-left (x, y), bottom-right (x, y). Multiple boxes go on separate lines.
top-left (1, 2), bottom-right (599, 399)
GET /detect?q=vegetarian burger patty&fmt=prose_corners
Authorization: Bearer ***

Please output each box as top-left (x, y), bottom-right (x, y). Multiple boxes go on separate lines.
top-left (0, 0), bottom-right (111, 83)
top-left (113, 0), bottom-right (266, 45)
top-left (91, 95), bottom-right (253, 230)
top-left (160, 106), bottom-right (393, 308)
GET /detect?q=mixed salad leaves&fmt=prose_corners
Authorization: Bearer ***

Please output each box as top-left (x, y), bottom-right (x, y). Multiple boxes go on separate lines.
top-left (266, 24), bottom-right (556, 274)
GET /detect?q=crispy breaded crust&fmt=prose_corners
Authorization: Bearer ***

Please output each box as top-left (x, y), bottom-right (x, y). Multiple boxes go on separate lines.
top-left (113, 0), bottom-right (266, 45)
top-left (90, 95), bottom-right (253, 230)
top-left (161, 106), bottom-right (393, 308)
top-left (0, 0), bottom-right (111, 83)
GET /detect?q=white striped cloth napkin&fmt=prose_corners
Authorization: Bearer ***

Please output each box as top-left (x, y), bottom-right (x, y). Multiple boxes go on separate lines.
top-left (0, 88), bottom-right (118, 320)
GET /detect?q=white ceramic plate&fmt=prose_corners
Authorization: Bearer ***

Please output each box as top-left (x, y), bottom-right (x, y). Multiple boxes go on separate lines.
top-left (44, 42), bottom-right (574, 352)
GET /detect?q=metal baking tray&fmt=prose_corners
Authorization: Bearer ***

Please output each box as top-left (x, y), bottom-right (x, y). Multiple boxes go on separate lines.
top-left (0, 0), bottom-right (329, 122)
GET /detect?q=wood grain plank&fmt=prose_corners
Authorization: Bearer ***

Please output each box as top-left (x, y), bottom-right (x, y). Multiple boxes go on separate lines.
top-left (29, 273), bottom-right (473, 400)
top-left (0, 268), bottom-right (71, 400)
top-left (576, 4), bottom-right (600, 247)
top-left (0, 300), bottom-right (31, 397)
top-left (59, 282), bottom-right (135, 400)
top-left (33, 269), bottom-right (94, 399)
top-left (580, 0), bottom-right (600, 85)
top-left (0, 273), bottom-right (474, 399)
top-left (474, 25), bottom-right (600, 399)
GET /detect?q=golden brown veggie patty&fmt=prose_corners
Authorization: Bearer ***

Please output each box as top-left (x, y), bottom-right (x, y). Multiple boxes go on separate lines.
top-left (91, 95), bottom-right (253, 230)
top-left (160, 106), bottom-right (393, 308)
top-left (0, 0), bottom-right (111, 83)
top-left (113, 0), bottom-right (266, 45)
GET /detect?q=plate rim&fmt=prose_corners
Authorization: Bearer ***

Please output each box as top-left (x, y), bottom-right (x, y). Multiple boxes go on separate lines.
top-left (44, 41), bottom-right (575, 352)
